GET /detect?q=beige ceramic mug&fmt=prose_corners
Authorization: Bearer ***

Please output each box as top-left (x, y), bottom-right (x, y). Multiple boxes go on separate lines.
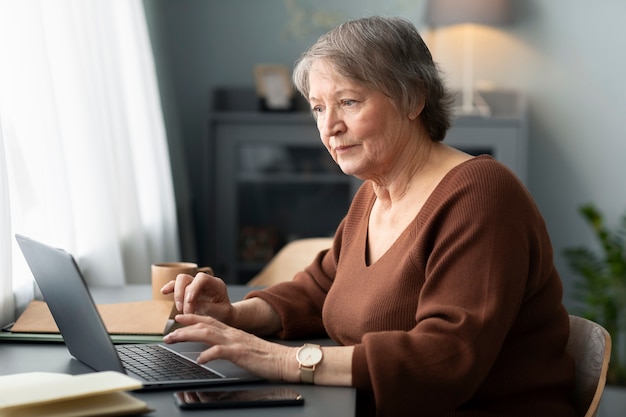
top-left (151, 262), bottom-right (214, 301)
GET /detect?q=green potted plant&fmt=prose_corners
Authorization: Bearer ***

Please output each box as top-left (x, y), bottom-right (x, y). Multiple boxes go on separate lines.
top-left (563, 204), bottom-right (626, 387)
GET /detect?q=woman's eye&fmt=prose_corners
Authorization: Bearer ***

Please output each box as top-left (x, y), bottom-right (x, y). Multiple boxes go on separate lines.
top-left (311, 107), bottom-right (322, 119)
top-left (343, 100), bottom-right (356, 107)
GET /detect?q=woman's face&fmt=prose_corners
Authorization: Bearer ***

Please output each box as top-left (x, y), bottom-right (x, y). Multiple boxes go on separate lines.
top-left (307, 60), bottom-right (417, 181)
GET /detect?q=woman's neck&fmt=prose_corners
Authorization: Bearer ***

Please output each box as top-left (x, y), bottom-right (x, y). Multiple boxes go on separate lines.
top-left (371, 137), bottom-right (437, 207)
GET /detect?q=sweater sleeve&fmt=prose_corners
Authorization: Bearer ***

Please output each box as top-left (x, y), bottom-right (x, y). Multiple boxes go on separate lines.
top-left (243, 180), bottom-right (370, 340)
top-left (244, 232), bottom-right (341, 339)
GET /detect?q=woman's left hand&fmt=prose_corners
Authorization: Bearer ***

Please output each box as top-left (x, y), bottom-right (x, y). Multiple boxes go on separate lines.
top-left (163, 314), bottom-right (299, 382)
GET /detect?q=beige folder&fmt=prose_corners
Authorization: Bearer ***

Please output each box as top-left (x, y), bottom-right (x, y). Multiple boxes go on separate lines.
top-left (11, 299), bottom-right (176, 335)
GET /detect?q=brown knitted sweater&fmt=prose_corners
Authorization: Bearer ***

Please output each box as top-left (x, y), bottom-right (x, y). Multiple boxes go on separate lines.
top-left (246, 156), bottom-right (577, 416)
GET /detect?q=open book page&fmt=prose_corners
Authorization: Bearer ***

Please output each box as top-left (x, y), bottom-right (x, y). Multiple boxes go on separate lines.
top-left (2, 391), bottom-right (151, 417)
top-left (0, 371), bottom-right (150, 416)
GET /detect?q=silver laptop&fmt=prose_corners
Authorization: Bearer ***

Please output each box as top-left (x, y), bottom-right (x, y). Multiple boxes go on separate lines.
top-left (15, 234), bottom-right (262, 390)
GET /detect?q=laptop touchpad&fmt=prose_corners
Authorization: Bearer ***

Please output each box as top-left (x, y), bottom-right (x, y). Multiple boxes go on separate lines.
top-left (179, 351), bottom-right (257, 379)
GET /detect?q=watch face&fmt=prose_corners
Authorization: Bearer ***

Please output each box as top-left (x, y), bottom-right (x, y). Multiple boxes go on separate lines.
top-left (297, 345), bottom-right (323, 366)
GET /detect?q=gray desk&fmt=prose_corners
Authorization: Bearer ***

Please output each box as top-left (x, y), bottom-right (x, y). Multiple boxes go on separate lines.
top-left (0, 285), bottom-right (356, 416)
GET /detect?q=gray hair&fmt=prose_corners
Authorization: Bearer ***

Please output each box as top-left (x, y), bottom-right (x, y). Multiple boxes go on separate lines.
top-left (293, 16), bottom-right (454, 141)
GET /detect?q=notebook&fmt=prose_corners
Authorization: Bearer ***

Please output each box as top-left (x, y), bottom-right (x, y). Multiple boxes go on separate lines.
top-left (15, 234), bottom-right (262, 390)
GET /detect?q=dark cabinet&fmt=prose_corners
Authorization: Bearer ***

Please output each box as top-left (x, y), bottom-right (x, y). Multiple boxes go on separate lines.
top-left (210, 89), bottom-right (526, 284)
top-left (211, 111), bottom-right (360, 283)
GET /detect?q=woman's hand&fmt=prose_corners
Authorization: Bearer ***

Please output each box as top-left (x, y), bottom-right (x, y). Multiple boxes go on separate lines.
top-left (160, 272), bottom-right (235, 324)
top-left (163, 314), bottom-right (300, 383)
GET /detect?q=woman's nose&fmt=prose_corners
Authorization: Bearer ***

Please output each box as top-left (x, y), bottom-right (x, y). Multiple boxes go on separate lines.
top-left (318, 109), bottom-right (345, 138)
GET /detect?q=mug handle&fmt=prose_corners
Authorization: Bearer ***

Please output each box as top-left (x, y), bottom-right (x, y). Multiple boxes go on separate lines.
top-left (197, 266), bottom-right (214, 276)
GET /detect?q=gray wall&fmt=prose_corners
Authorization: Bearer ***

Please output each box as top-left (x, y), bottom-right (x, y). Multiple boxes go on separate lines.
top-left (144, 0), bottom-right (626, 308)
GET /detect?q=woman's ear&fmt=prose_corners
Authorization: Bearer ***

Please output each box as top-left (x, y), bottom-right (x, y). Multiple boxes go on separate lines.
top-left (408, 98), bottom-right (426, 120)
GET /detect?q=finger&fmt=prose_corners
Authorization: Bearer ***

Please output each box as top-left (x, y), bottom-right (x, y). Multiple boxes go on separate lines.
top-left (173, 274), bottom-right (194, 312)
top-left (163, 315), bottom-right (234, 348)
top-left (173, 313), bottom-right (227, 329)
top-left (163, 321), bottom-right (222, 346)
top-left (182, 273), bottom-right (226, 314)
top-left (160, 280), bottom-right (175, 295)
top-left (172, 313), bottom-right (200, 325)
top-left (181, 273), bottom-right (209, 314)
top-left (196, 344), bottom-right (229, 364)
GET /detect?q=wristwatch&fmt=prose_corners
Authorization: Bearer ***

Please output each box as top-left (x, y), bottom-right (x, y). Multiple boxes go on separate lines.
top-left (295, 343), bottom-right (323, 384)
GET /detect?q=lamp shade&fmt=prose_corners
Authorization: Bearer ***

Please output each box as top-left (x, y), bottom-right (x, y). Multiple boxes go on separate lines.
top-left (425, 0), bottom-right (512, 27)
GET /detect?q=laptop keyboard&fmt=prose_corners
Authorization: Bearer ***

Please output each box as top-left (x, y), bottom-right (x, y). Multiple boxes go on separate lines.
top-left (116, 344), bottom-right (222, 382)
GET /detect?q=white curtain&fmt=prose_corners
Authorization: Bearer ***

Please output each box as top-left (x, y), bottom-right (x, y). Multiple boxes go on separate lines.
top-left (0, 0), bottom-right (180, 326)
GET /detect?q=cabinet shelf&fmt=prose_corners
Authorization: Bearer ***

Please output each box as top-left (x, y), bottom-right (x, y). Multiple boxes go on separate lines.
top-left (238, 173), bottom-right (351, 184)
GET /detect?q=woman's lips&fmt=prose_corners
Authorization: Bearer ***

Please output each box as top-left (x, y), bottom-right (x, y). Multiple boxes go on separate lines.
top-left (335, 144), bottom-right (357, 152)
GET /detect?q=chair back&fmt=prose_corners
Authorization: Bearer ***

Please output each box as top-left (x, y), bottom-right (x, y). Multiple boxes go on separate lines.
top-left (566, 315), bottom-right (612, 417)
top-left (247, 237), bottom-right (333, 286)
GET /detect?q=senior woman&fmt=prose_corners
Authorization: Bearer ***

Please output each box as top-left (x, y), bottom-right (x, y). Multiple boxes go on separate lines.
top-left (163, 16), bottom-right (577, 416)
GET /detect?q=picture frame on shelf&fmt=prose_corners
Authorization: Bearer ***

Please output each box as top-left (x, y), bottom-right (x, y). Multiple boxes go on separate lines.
top-left (254, 64), bottom-right (295, 111)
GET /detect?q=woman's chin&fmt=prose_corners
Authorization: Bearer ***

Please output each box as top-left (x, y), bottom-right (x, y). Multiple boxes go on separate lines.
top-left (337, 165), bottom-right (355, 176)
top-left (338, 166), bottom-right (366, 180)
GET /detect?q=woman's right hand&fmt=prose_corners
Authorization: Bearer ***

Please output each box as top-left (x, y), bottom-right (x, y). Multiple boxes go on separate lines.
top-left (161, 272), bottom-right (235, 324)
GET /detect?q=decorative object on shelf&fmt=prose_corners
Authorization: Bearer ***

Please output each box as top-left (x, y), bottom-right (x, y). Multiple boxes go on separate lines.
top-left (425, 0), bottom-right (512, 117)
top-left (239, 226), bottom-right (280, 263)
top-left (563, 204), bottom-right (626, 387)
top-left (254, 64), bottom-right (295, 112)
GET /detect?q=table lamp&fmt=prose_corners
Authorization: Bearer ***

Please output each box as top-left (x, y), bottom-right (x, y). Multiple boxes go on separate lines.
top-left (425, 0), bottom-right (512, 117)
